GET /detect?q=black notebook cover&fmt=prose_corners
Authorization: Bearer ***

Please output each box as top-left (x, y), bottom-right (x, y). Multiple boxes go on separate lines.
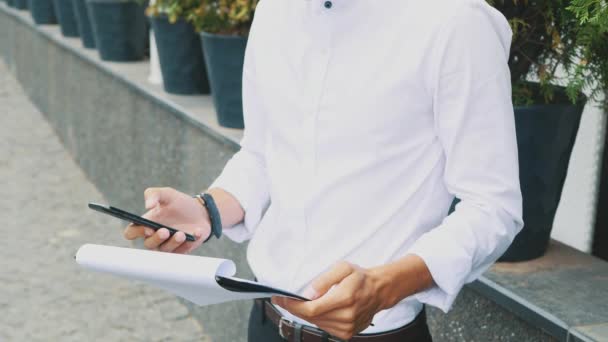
top-left (215, 276), bottom-right (310, 301)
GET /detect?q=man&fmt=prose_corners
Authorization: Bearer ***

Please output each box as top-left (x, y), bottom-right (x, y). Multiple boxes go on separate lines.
top-left (124, 0), bottom-right (523, 340)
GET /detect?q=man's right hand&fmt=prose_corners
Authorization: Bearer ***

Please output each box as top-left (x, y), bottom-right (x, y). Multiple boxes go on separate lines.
top-left (123, 187), bottom-right (212, 254)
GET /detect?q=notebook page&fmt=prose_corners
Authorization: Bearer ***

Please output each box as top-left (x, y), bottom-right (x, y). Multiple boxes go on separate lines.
top-left (75, 244), bottom-right (270, 306)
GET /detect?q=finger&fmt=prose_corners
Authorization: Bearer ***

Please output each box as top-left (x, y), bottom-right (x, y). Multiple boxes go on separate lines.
top-left (308, 272), bottom-right (362, 315)
top-left (173, 242), bottom-right (195, 255)
top-left (143, 228), bottom-right (171, 250)
top-left (271, 296), bottom-right (285, 308)
top-left (283, 272), bottom-right (362, 320)
top-left (124, 223), bottom-right (154, 240)
top-left (315, 314), bottom-right (372, 339)
top-left (159, 231), bottom-right (187, 252)
top-left (316, 320), bottom-right (350, 331)
top-left (124, 224), bottom-right (145, 240)
top-left (173, 240), bottom-right (201, 254)
top-left (312, 306), bottom-right (357, 324)
top-left (279, 294), bottom-right (353, 324)
top-left (141, 208), bottom-right (161, 221)
top-left (304, 261), bottom-right (356, 300)
top-left (173, 238), bottom-right (203, 254)
top-left (166, 227), bottom-right (207, 254)
top-left (144, 187), bottom-right (161, 209)
top-left (278, 261), bottom-right (356, 317)
top-left (144, 187), bottom-right (172, 210)
top-left (315, 321), bottom-right (352, 340)
top-left (272, 295), bottom-right (333, 320)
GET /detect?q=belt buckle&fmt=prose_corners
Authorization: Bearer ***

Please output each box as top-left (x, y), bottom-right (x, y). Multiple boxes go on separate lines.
top-left (278, 317), bottom-right (289, 339)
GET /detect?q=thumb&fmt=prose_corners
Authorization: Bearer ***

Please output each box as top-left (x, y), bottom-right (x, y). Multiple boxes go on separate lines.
top-left (144, 187), bottom-right (170, 209)
top-left (304, 261), bottom-right (355, 300)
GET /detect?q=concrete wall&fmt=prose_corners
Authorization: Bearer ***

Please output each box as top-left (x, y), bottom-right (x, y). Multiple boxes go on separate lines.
top-left (551, 85), bottom-right (606, 253)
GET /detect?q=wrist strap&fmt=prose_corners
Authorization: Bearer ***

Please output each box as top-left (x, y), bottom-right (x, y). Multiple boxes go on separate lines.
top-left (201, 193), bottom-right (222, 240)
top-left (194, 195), bottom-right (214, 242)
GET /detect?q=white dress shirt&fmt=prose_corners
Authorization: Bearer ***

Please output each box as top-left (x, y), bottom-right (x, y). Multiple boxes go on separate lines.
top-left (211, 0), bottom-right (523, 334)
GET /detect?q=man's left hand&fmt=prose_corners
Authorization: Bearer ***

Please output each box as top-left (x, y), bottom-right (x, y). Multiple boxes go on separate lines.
top-left (271, 261), bottom-right (386, 340)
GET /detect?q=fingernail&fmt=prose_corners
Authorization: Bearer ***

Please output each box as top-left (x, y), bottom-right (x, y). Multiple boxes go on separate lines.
top-left (195, 228), bottom-right (203, 238)
top-left (158, 229), bottom-right (169, 239)
top-left (145, 199), bottom-right (156, 209)
top-left (144, 228), bottom-right (154, 237)
top-left (302, 286), bottom-right (318, 300)
top-left (175, 232), bottom-right (185, 243)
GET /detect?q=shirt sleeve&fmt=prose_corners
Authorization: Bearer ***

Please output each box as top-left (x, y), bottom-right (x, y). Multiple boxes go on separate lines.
top-left (407, 2), bottom-right (524, 312)
top-left (209, 17), bottom-right (271, 243)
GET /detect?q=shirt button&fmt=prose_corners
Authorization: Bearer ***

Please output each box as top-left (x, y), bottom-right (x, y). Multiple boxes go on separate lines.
top-left (324, 1), bottom-right (332, 9)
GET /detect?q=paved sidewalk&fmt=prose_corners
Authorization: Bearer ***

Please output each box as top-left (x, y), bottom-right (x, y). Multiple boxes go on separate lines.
top-left (0, 60), bottom-right (208, 341)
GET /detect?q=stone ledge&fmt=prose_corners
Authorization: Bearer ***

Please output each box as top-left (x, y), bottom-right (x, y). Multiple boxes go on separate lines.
top-left (475, 241), bottom-right (608, 341)
top-left (0, 3), bottom-right (243, 151)
top-left (1, 4), bottom-right (607, 341)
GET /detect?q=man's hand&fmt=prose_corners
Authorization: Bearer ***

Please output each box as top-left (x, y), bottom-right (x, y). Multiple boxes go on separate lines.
top-left (271, 261), bottom-right (385, 340)
top-left (123, 187), bottom-right (211, 254)
top-left (271, 255), bottom-right (434, 340)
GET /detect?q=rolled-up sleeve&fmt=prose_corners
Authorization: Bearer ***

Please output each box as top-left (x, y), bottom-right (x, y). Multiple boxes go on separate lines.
top-left (210, 19), bottom-right (270, 243)
top-left (408, 2), bottom-right (524, 312)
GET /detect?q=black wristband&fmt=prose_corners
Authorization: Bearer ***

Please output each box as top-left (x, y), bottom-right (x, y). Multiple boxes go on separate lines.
top-left (203, 227), bottom-right (214, 243)
top-left (201, 193), bottom-right (222, 240)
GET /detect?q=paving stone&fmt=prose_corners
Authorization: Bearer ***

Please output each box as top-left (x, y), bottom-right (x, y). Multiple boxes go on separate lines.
top-left (0, 59), bottom-right (208, 341)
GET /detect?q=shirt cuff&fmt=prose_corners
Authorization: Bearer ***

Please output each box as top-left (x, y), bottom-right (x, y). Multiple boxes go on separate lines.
top-left (407, 223), bottom-right (473, 313)
top-left (209, 155), bottom-right (269, 243)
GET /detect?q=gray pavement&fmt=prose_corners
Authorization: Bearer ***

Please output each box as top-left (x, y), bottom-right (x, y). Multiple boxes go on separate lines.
top-left (0, 60), bottom-right (209, 341)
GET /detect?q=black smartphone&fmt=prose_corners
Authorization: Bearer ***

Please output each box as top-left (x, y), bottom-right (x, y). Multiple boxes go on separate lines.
top-left (88, 202), bottom-right (196, 242)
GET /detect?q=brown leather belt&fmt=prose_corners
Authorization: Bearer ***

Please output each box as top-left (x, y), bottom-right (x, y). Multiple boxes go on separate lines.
top-left (254, 298), bottom-right (430, 342)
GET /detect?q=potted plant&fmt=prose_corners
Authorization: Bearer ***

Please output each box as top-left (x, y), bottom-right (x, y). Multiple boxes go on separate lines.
top-left (53, 0), bottom-right (79, 37)
top-left (147, 0), bottom-right (210, 94)
top-left (567, 0), bottom-right (608, 106)
top-left (483, 0), bottom-right (608, 261)
top-left (72, 0), bottom-right (96, 48)
top-left (29, 0), bottom-right (57, 24)
top-left (13, 0), bottom-right (28, 10)
top-left (195, 0), bottom-right (257, 129)
top-left (87, 0), bottom-right (147, 61)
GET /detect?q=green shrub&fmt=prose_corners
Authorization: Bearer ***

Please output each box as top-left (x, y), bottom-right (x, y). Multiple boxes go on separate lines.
top-left (147, 0), bottom-right (607, 106)
top-left (147, 0), bottom-right (258, 35)
top-left (488, 0), bottom-right (608, 106)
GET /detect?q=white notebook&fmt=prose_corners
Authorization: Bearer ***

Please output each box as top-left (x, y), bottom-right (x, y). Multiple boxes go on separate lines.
top-left (75, 244), bottom-right (309, 306)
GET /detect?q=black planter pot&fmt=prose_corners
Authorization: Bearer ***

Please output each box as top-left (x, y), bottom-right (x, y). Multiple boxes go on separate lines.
top-left (52, 0), bottom-right (79, 37)
top-left (29, 0), bottom-right (57, 24)
top-left (144, 18), bottom-right (150, 57)
top-left (87, 0), bottom-right (146, 61)
top-left (499, 99), bottom-right (585, 262)
top-left (201, 32), bottom-right (247, 129)
top-left (150, 16), bottom-right (210, 95)
top-left (72, 0), bottom-right (95, 48)
top-left (448, 86), bottom-right (585, 262)
top-left (13, 0), bottom-right (28, 10)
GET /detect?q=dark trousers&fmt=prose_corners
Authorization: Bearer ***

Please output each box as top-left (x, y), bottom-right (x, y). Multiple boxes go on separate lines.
top-left (247, 301), bottom-right (433, 342)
